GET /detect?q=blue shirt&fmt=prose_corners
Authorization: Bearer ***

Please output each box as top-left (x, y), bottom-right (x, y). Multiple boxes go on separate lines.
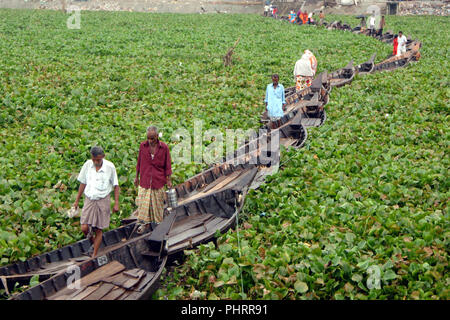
top-left (265, 83), bottom-right (285, 118)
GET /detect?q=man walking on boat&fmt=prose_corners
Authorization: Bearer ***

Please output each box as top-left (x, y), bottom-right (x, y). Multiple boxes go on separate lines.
top-left (265, 74), bottom-right (286, 129)
top-left (293, 49), bottom-right (317, 92)
top-left (134, 126), bottom-right (172, 233)
top-left (73, 146), bottom-right (120, 257)
top-left (397, 31), bottom-right (407, 56)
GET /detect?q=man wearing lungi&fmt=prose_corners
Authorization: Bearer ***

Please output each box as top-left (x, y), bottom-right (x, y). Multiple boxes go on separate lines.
top-left (134, 126), bottom-right (172, 233)
top-left (73, 146), bottom-right (120, 257)
top-left (293, 49), bottom-right (317, 92)
top-left (265, 74), bottom-right (286, 129)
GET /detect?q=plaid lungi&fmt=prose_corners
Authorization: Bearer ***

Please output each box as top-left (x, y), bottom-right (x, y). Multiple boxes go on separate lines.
top-left (136, 186), bottom-right (165, 223)
top-left (80, 195), bottom-right (111, 230)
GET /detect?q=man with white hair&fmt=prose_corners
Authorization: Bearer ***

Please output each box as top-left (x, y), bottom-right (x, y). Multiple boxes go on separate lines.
top-left (134, 126), bottom-right (172, 232)
top-left (293, 50), bottom-right (317, 92)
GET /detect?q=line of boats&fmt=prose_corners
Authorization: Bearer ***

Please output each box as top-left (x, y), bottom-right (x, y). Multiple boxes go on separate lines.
top-left (1, 16), bottom-right (421, 300)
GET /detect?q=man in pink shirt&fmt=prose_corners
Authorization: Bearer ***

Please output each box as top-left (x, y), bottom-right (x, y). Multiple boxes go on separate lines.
top-left (134, 126), bottom-right (172, 231)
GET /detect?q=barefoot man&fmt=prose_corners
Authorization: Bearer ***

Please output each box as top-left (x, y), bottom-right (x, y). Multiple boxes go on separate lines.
top-left (73, 146), bottom-right (120, 257)
top-left (134, 126), bottom-right (172, 233)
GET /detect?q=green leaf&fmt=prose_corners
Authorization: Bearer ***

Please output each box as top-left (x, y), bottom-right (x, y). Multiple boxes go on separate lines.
top-left (351, 274), bottom-right (363, 282)
top-left (382, 270), bottom-right (397, 281)
top-left (29, 275), bottom-right (40, 287)
top-left (294, 280), bottom-right (308, 293)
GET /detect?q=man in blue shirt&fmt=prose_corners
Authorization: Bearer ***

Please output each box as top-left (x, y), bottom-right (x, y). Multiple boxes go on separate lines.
top-left (265, 74), bottom-right (286, 129)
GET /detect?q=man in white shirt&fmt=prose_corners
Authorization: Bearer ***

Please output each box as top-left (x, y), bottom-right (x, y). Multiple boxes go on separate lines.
top-left (397, 31), bottom-right (407, 56)
top-left (369, 13), bottom-right (376, 36)
top-left (264, 4), bottom-right (269, 16)
top-left (73, 146), bottom-right (120, 257)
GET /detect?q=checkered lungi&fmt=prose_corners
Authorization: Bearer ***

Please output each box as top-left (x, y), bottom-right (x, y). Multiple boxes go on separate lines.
top-left (135, 186), bottom-right (165, 223)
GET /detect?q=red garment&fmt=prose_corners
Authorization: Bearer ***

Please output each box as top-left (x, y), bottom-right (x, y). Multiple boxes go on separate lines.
top-left (301, 13), bottom-right (308, 24)
top-left (393, 38), bottom-right (398, 55)
top-left (136, 140), bottom-right (172, 189)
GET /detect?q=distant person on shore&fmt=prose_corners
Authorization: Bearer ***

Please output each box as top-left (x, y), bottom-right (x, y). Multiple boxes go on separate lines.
top-left (360, 16), bottom-right (366, 31)
top-left (369, 12), bottom-right (376, 36)
top-left (397, 31), bottom-right (407, 56)
top-left (293, 49), bottom-right (317, 92)
top-left (272, 6), bottom-right (278, 18)
top-left (296, 9), bottom-right (302, 24)
top-left (264, 4), bottom-right (270, 16)
top-left (393, 34), bottom-right (398, 56)
top-left (319, 11), bottom-right (325, 25)
top-left (301, 11), bottom-right (308, 25)
top-left (73, 146), bottom-right (120, 257)
top-left (265, 74), bottom-right (286, 129)
top-left (307, 12), bottom-right (313, 24)
top-left (290, 11), bottom-right (296, 23)
top-left (377, 15), bottom-right (386, 37)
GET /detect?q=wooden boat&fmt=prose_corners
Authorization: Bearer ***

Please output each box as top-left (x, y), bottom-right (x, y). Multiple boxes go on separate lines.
top-left (0, 221), bottom-right (154, 295)
top-left (120, 161), bottom-right (264, 256)
top-left (229, 110), bottom-right (308, 165)
top-left (5, 164), bottom-right (258, 298)
top-left (284, 72), bottom-right (329, 128)
top-left (10, 211), bottom-right (177, 300)
top-left (284, 85), bottom-right (297, 99)
top-left (373, 41), bottom-right (421, 73)
top-left (356, 53), bottom-right (377, 75)
top-left (380, 30), bottom-right (395, 44)
top-left (351, 26), bottom-right (362, 34)
top-left (327, 60), bottom-right (356, 88)
top-left (166, 167), bottom-right (257, 255)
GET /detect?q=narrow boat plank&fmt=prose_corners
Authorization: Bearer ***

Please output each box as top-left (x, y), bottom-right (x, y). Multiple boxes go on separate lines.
top-left (134, 272), bottom-right (156, 292)
top-left (204, 216), bottom-right (228, 231)
top-left (171, 213), bottom-right (210, 230)
top-left (103, 273), bottom-right (130, 287)
top-left (123, 268), bottom-right (143, 279)
top-left (177, 171), bottom-right (242, 205)
top-left (197, 174), bottom-right (230, 193)
top-left (83, 282), bottom-right (115, 300)
top-left (224, 167), bottom-right (258, 190)
top-left (116, 290), bottom-right (134, 300)
top-left (80, 261), bottom-right (125, 287)
top-left (101, 287), bottom-right (126, 300)
top-left (49, 284), bottom-right (82, 300)
top-left (71, 285), bottom-right (100, 300)
top-left (48, 260), bottom-right (125, 300)
top-left (178, 182), bottom-right (223, 205)
top-left (192, 218), bottom-right (232, 241)
top-left (168, 225), bottom-right (206, 247)
top-left (204, 170), bottom-right (243, 194)
top-left (169, 217), bottom-right (227, 253)
top-left (70, 256), bottom-right (90, 263)
top-left (169, 214), bottom-right (214, 238)
top-left (121, 270), bottom-right (146, 289)
top-left (121, 272), bottom-right (157, 300)
top-left (63, 287), bottom-right (88, 300)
